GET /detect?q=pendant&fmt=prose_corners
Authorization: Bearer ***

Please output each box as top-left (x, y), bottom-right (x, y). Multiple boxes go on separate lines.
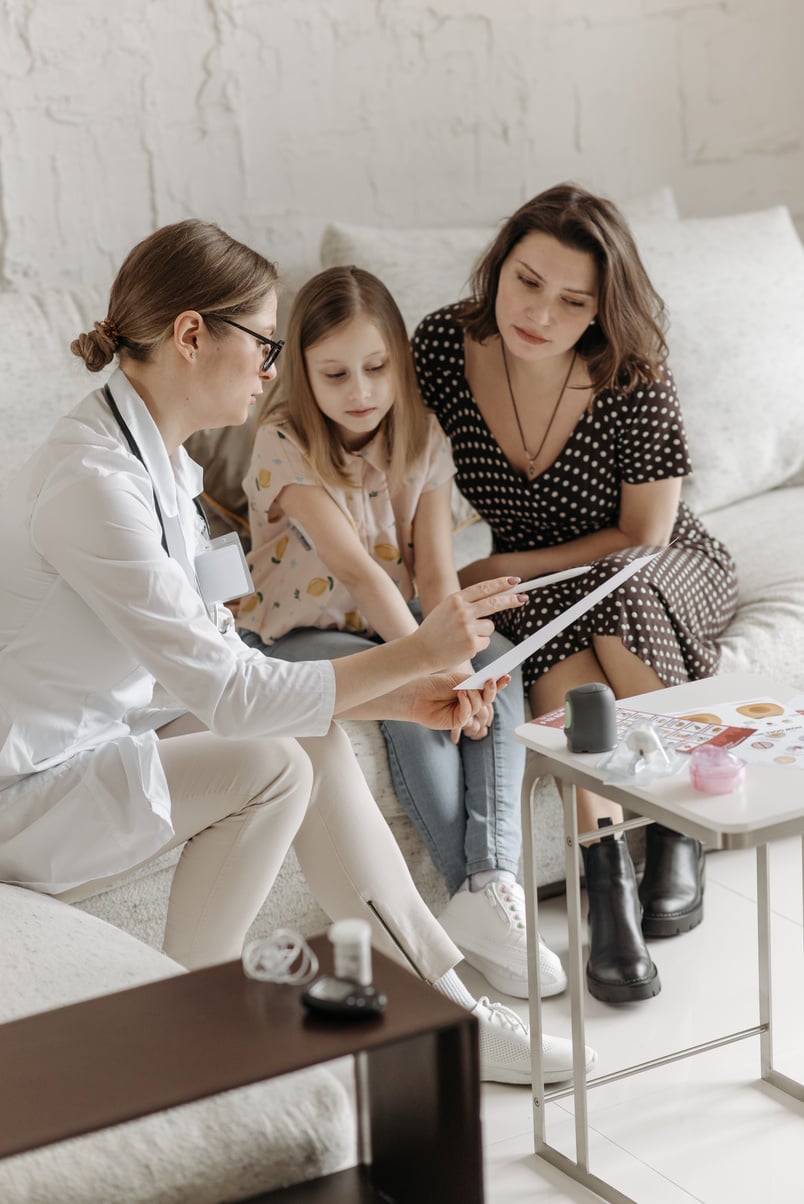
top-left (528, 462), bottom-right (536, 479)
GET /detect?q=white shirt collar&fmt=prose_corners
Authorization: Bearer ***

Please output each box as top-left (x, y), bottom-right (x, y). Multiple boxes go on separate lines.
top-left (105, 367), bottom-right (204, 516)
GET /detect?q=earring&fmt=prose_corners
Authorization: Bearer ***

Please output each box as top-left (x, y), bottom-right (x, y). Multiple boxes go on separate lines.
top-left (589, 319), bottom-right (596, 327)
top-left (190, 351), bottom-right (196, 360)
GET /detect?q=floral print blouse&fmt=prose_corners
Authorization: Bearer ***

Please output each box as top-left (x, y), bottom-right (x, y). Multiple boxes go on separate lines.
top-left (239, 415), bottom-right (455, 643)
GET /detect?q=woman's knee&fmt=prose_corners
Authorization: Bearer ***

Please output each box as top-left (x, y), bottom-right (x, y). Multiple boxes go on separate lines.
top-left (591, 635), bottom-right (666, 695)
top-left (238, 736), bottom-right (315, 817)
top-left (529, 650), bottom-right (606, 711)
top-left (298, 721), bottom-right (358, 770)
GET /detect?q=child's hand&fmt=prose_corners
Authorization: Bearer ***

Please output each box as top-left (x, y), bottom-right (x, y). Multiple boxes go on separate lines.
top-left (451, 660), bottom-right (490, 737)
top-left (450, 675), bottom-right (508, 743)
top-left (415, 578), bottom-right (525, 671)
top-left (457, 707), bottom-right (493, 741)
top-left (399, 672), bottom-right (509, 732)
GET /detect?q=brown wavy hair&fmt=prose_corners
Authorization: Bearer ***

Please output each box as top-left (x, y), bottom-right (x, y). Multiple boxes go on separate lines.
top-left (460, 182), bottom-right (668, 395)
top-left (71, 219), bottom-right (279, 372)
top-left (263, 266), bottom-right (430, 488)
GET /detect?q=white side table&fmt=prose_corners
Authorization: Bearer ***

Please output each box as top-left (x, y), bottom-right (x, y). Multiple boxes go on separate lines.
top-left (516, 672), bottom-right (804, 1204)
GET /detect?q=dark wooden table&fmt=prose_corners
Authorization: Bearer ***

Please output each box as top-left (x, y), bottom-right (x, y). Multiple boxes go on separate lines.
top-left (0, 934), bottom-right (483, 1202)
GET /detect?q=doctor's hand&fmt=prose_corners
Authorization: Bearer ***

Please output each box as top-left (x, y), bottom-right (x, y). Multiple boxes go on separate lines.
top-left (414, 578), bottom-right (525, 672)
top-left (446, 662), bottom-right (496, 742)
top-left (397, 672), bottom-right (511, 733)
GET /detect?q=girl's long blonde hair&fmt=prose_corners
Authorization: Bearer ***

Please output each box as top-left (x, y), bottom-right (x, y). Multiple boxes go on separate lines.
top-left (262, 266), bottom-right (429, 488)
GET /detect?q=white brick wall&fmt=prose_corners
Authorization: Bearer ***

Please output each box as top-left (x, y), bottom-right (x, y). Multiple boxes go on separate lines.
top-left (1, 0), bottom-right (801, 292)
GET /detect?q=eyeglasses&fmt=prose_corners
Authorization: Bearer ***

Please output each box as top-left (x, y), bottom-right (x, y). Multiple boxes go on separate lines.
top-left (209, 315), bottom-right (285, 372)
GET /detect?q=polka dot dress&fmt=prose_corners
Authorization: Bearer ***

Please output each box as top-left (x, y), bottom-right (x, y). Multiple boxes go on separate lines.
top-left (412, 305), bottom-right (738, 691)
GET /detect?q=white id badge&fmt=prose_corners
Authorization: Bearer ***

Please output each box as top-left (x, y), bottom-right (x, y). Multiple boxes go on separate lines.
top-left (194, 533), bottom-right (254, 604)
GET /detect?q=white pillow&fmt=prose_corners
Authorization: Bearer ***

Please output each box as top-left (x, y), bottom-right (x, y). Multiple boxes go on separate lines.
top-left (629, 206), bottom-right (804, 514)
top-left (319, 187), bottom-right (679, 334)
top-left (320, 222), bottom-right (493, 334)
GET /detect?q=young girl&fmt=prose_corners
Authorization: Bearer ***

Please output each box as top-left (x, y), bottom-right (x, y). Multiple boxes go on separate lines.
top-left (239, 265), bottom-right (567, 1002)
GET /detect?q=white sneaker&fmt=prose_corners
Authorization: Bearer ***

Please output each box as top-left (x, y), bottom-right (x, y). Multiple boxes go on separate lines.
top-left (439, 881), bottom-right (567, 999)
top-left (473, 996), bottom-right (598, 1085)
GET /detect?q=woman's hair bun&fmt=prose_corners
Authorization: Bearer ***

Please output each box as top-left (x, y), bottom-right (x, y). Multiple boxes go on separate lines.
top-left (70, 319), bottom-right (119, 372)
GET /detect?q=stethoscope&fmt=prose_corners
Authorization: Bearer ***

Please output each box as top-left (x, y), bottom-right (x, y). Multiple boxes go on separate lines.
top-left (103, 384), bottom-right (210, 556)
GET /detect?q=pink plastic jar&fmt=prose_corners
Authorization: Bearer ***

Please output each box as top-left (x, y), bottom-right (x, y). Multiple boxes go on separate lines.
top-left (689, 745), bottom-right (746, 795)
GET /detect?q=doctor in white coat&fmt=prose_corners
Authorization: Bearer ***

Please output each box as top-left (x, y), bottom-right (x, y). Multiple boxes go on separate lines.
top-left (0, 218), bottom-right (595, 1085)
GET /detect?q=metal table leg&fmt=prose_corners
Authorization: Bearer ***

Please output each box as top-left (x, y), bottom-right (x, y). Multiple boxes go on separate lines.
top-left (756, 842), bottom-right (773, 1081)
top-left (521, 756), bottom-right (547, 1145)
top-left (526, 770), bottom-right (638, 1204)
top-left (561, 776), bottom-right (591, 1170)
top-left (757, 841), bottom-right (804, 1102)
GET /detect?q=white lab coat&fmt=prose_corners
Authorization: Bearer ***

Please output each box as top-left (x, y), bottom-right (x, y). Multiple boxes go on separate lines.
top-left (0, 369), bottom-right (335, 892)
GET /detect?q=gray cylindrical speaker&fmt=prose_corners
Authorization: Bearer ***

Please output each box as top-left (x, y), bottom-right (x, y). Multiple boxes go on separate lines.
top-left (563, 682), bottom-right (618, 753)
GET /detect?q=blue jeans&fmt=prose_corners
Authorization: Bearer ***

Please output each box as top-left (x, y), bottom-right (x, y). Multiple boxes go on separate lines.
top-left (239, 606), bottom-right (525, 896)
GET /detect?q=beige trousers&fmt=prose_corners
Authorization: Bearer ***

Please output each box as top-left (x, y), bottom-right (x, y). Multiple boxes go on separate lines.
top-left (60, 717), bottom-right (459, 982)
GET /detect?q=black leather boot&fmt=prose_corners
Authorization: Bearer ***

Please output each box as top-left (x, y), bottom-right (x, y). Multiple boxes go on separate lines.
top-left (639, 823), bottom-right (705, 937)
top-left (583, 819), bottom-right (661, 1003)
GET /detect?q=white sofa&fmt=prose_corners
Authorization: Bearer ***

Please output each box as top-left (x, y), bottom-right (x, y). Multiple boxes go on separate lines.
top-left (2, 189), bottom-right (804, 1198)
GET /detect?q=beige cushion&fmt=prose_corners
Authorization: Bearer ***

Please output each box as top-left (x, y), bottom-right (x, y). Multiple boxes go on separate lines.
top-left (186, 416), bottom-right (257, 544)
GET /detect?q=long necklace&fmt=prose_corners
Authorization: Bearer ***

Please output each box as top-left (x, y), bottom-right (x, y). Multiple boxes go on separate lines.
top-left (501, 343), bottom-right (577, 479)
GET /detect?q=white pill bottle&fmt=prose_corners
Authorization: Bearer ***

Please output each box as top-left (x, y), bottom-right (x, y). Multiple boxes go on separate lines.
top-left (328, 918), bottom-right (372, 986)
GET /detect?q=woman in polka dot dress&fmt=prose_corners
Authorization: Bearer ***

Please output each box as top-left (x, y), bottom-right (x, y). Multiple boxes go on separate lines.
top-left (412, 182), bottom-right (738, 1004)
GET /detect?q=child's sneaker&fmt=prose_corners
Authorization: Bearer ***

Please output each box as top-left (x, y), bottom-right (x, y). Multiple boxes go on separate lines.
top-left (439, 880), bottom-right (567, 999)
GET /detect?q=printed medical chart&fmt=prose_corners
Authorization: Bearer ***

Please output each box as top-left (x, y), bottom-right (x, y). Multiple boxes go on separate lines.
top-left (456, 549), bottom-right (664, 690)
top-left (531, 705), bottom-right (756, 755)
top-left (532, 695), bottom-right (804, 769)
top-left (669, 696), bottom-right (804, 769)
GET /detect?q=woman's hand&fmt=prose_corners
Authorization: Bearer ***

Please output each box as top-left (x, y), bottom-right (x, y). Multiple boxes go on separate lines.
top-left (414, 577), bottom-right (525, 671)
top-left (331, 578), bottom-right (523, 720)
top-left (402, 672), bottom-right (511, 732)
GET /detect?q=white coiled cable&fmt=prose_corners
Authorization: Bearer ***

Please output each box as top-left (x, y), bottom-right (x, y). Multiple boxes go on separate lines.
top-left (241, 928), bottom-right (319, 985)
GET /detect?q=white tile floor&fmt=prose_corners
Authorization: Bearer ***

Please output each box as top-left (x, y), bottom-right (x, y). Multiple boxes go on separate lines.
top-left (460, 837), bottom-right (804, 1203)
